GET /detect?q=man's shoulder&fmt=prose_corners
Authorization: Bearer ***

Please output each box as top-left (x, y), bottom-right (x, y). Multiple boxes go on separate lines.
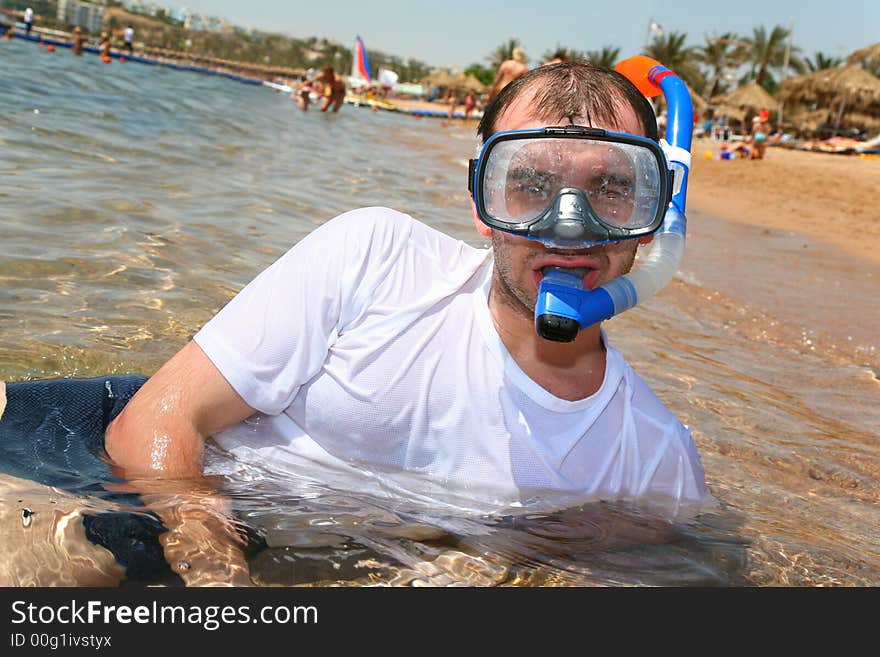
top-left (325, 207), bottom-right (468, 246)
top-left (614, 352), bottom-right (687, 434)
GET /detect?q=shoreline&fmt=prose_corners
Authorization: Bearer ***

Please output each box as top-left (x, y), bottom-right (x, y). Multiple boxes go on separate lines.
top-left (688, 138), bottom-right (880, 266)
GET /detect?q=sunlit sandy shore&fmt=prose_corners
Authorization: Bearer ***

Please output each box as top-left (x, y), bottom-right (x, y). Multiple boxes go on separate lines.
top-left (688, 138), bottom-right (880, 265)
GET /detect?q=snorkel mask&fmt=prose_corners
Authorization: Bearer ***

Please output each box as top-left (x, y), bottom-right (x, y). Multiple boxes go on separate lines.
top-left (468, 56), bottom-right (693, 342)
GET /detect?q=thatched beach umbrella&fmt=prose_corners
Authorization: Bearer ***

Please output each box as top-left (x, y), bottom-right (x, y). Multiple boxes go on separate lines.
top-left (778, 66), bottom-right (880, 114)
top-left (709, 82), bottom-right (776, 123)
top-left (449, 72), bottom-right (487, 94)
top-left (846, 42), bottom-right (880, 66)
top-left (421, 69), bottom-right (457, 90)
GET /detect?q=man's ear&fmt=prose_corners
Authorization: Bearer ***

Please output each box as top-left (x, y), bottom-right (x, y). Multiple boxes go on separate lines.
top-left (470, 197), bottom-right (493, 239)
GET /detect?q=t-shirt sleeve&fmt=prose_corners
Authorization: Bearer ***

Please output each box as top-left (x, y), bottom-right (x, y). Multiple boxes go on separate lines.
top-left (193, 207), bottom-right (414, 415)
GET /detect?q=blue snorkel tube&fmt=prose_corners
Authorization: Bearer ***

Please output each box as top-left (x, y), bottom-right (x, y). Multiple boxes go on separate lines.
top-left (534, 56), bottom-right (693, 341)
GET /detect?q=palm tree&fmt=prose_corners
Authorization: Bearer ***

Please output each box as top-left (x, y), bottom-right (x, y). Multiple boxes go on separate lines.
top-left (695, 32), bottom-right (747, 99)
top-left (487, 38), bottom-right (526, 69)
top-left (741, 24), bottom-right (804, 90)
top-left (805, 51), bottom-right (843, 72)
top-left (541, 45), bottom-right (587, 64)
top-left (645, 31), bottom-right (703, 90)
top-left (585, 45), bottom-right (621, 69)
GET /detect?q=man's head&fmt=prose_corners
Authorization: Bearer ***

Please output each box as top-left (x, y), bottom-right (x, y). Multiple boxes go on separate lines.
top-left (512, 47), bottom-right (526, 64)
top-left (472, 62), bottom-right (660, 322)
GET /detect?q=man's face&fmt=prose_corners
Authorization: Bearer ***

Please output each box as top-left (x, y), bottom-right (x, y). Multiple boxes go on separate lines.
top-left (475, 93), bottom-right (650, 321)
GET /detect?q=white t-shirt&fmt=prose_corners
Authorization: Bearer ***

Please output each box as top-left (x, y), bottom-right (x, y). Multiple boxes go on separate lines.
top-left (24, 8), bottom-right (33, 23)
top-left (123, 27), bottom-right (134, 43)
top-left (195, 208), bottom-right (708, 513)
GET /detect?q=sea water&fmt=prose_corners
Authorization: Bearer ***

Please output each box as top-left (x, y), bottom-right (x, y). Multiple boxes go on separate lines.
top-left (1, 39), bottom-right (878, 586)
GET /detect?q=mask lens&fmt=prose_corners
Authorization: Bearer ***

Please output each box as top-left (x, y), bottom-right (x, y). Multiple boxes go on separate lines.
top-left (481, 136), bottom-right (663, 230)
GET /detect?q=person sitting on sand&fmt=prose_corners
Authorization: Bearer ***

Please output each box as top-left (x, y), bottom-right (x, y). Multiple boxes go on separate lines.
top-left (0, 62), bottom-right (708, 585)
top-left (487, 46), bottom-right (528, 102)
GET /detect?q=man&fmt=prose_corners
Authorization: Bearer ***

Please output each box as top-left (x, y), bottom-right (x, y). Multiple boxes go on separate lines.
top-left (104, 62), bottom-right (706, 505)
top-left (123, 24), bottom-right (134, 56)
top-left (23, 6), bottom-right (33, 35)
top-left (487, 46), bottom-right (528, 102)
top-left (2, 62), bottom-right (707, 583)
top-left (311, 65), bottom-right (346, 112)
top-left (72, 26), bottom-right (83, 55)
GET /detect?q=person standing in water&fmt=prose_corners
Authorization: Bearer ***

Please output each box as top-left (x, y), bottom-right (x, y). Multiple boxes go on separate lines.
top-left (72, 26), bottom-right (83, 55)
top-left (487, 46), bottom-right (528, 102)
top-left (23, 7), bottom-right (34, 36)
top-left (315, 65), bottom-right (346, 112)
top-left (122, 24), bottom-right (134, 56)
top-left (98, 32), bottom-right (110, 59)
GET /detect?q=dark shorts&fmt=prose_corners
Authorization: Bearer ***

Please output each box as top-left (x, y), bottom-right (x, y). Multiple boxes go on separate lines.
top-left (0, 375), bottom-right (184, 582)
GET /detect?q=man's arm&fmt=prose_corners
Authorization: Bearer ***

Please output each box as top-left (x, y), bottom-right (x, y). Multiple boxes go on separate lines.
top-left (105, 340), bottom-right (254, 477)
top-left (104, 340), bottom-right (257, 585)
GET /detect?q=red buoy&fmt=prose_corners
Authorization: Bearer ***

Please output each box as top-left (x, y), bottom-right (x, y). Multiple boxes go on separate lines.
top-left (47, 44), bottom-right (55, 52)
top-left (102, 56), bottom-right (111, 64)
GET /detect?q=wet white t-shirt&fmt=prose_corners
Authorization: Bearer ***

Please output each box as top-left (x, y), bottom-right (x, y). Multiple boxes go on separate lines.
top-left (194, 208), bottom-right (707, 512)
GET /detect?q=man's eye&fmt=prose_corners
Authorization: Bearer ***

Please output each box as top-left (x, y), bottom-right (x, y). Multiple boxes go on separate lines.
top-left (593, 176), bottom-right (633, 199)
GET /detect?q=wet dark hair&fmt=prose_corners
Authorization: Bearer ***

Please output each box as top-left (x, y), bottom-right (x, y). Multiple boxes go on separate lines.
top-left (478, 61), bottom-right (658, 141)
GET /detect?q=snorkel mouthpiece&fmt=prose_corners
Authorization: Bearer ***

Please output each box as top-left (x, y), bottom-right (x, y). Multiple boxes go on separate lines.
top-left (534, 56), bottom-right (693, 341)
top-left (536, 269), bottom-right (614, 342)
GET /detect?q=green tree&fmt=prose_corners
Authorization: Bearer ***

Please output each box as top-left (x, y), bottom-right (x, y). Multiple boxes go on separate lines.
top-left (541, 45), bottom-right (586, 64)
top-left (585, 45), bottom-right (620, 69)
top-left (695, 32), bottom-right (747, 99)
top-left (805, 51), bottom-right (842, 72)
top-left (465, 63), bottom-right (495, 86)
top-left (741, 24), bottom-right (804, 91)
top-left (645, 31), bottom-right (703, 90)
top-left (487, 38), bottom-right (525, 69)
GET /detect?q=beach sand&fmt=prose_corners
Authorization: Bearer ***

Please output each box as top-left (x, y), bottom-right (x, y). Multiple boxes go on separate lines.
top-left (688, 139), bottom-right (880, 265)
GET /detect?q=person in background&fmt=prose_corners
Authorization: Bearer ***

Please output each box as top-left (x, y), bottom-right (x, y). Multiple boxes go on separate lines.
top-left (98, 32), bottom-right (110, 58)
top-left (464, 89), bottom-right (477, 118)
top-left (23, 7), bottom-right (34, 36)
top-left (542, 50), bottom-right (568, 66)
top-left (123, 24), bottom-right (134, 56)
top-left (749, 109), bottom-right (772, 159)
top-left (487, 46), bottom-right (528, 102)
top-left (293, 76), bottom-right (315, 111)
top-left (305, 66), bottom-right (346, 113)
top-left (72, 26), bottom-right (83, 55)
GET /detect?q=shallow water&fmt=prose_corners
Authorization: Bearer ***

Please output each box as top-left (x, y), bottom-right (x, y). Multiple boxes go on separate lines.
top-left (1, 39), bottom-right (878, 586)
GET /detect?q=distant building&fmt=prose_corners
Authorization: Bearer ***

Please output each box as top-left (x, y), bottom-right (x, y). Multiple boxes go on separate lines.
top-left (57, 0), bottom-right (105, 34)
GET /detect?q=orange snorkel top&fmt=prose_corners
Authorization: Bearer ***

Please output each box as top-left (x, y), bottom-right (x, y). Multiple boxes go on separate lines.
top-left (613, 55), bottom-right (665, 98)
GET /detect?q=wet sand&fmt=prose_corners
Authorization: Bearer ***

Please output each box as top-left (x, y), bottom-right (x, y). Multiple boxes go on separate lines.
top-left (689, 139), bottom-right (880, 265)
top-left (684, 140), bottom-right (880, 359)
